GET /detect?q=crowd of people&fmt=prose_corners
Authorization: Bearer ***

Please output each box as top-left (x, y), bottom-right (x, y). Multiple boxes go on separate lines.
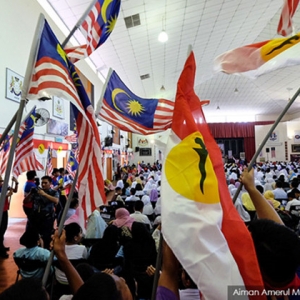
top-left (1, 160), bottom-right (300, 299)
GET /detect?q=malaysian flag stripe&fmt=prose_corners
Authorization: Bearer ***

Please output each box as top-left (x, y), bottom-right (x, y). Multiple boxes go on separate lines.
top-left (100, 107), bottom-right (169, 135)
top-left (277, 0), bottom-right (300, 36)
top-left (100, 111), bottom-right (170, 135)
top-left (0, 136), bottom-right (10, 176)
top-left (65, 0), bottom-right (120, 62)
top-left (27, 21), bottom-right (106, 226)
top-left (101, 102), bottom-right (172, 131)
top-left (13, 109), bottom-right (44, 178)
top-left (29, 59), bottom-right (85, 111)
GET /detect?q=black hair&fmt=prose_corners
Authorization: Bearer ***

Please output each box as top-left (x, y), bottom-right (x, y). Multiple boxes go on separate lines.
top-left (134, 200), bottom-right (144, 211)
top-left (75, 263), bottom-right (95, 282)
top-left (72, 273), bottom-right (119, 300)
top-left (287, 191), bottom-right (296, 199)
top-left (276, 181), bottom-right (283, 188)
top-left (255, 185), bottom-right (264, 194)
top-left (52, 168), bottom-right (59, 175)
top-left (64, 223), bottom-right (82, 243)
top-left (115, 187), bottom-right (122, 192)
top-left (291, 179), bottom-right (299, 189)
top-left (41, 175), bottom-right (52, 183)
top-left (59, 168), bottom-right (65, 173)
top-left (248, 219), bottom-right (300, 286)
top-left (130, 188), bottom-right (136, 195)
top-left (135, 183), bottom-right (143, 191)
top-left (0, 278), bottom-right (48, 300)
top-left (70, 198), bottom-right (79, 209)
top-left (19, 229), bottom-right (40, 248)
top-left (26, 170), bottom-right (37, 180)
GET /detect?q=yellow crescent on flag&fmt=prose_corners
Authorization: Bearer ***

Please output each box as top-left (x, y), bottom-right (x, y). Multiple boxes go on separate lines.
top-left (57, 146), bottom-right (62, 153)
top-left (165, 132), bottom-right (219, 204)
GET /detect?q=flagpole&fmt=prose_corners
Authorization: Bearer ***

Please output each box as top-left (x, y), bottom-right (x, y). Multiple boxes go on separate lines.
top-left (0, 14), bottom-right (45, 227)
top-left (233, 86), bottom-right (300, 203)
top-left (42, 170), bottom-right (79, 286)
top-left (95, 68), bottom-right (113, 116)
top-left (61, 0), bottom-right (98, 48)
top-left (151, 46), bottom-right (195, 299)
top-left (151, 233), bottom-right (163, 300)
top-left (0, 99), bottom-right (29, 146)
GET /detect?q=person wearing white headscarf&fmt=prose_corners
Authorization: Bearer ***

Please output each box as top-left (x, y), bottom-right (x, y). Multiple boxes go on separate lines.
top-left (143, 178), bottom-right (156, 195)
top-left (264, 178), bottom-right (274, 193)
top-left (230, 187), bottom-right (250, 223)
top-left (85, 209), bottom-right (108, 239)
top-left (154, 197), bottom-right (161, 215)
top-left (141, 195), bottom-right (154, 216)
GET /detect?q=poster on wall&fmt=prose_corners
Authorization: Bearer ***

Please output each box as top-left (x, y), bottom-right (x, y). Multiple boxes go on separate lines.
top-left (294, 131), bottom-right (300, 144)
top-left (5, 68), bottom-right (24, 103)
top-left (138, 138), bottom-right (149, 146)
top-left (266, 130), bottom-right (282, 146)
top-left (53, 96), bottom-right (64, 119)
top-left (268, 131), bottom-right (279, 142)
top-left (47, 119), bottom-right (68, 136)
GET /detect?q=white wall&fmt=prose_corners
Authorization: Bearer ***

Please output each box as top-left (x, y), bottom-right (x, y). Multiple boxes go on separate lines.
top-left (254, 122), bottom-right (300, 162)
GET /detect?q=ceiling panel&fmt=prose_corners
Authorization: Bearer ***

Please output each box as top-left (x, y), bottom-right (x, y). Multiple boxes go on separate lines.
top-left (45, 0), bottom-right (300, 122)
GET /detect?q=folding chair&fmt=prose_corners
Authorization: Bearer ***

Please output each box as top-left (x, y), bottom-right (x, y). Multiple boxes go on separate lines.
top-left (13, 256), bottom-right (48, 283)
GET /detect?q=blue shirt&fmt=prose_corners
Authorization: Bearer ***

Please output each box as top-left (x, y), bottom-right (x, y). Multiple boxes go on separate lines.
top-left (13, 246), bottom-right (51, 279)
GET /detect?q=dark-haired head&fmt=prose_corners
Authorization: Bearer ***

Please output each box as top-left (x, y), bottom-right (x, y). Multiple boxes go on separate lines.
top-left (0, 278), bottom-right (48, 300)
top-left (248, 219), bottom-right (300, 287)
top-left (64, 223), bottom-right (82, 243)
top-left (19, 229), bottom-right (40, 248)
top-left (72, 273), bottom-right (119, 300)
top-left (26, 170), bottom-right (37, 180)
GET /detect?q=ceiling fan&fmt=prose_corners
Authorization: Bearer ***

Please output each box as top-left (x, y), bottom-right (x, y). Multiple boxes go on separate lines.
top-left (35, 108), bottom-right (50, 126)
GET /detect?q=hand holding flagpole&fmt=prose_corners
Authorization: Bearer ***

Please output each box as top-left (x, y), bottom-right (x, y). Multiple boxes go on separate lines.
top-left (233, 86), bottom-right (300, 203)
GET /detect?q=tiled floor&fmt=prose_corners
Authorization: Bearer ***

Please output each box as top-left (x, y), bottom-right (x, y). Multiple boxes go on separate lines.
top-left (0, 218), bottom-right (26, 293)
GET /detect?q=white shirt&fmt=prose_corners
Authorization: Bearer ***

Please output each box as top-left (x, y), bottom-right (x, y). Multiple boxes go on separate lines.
top-left (179, 289), bottom-right (201, 300)
top-left (285, 199), bottom-right (300, 212)
top-left (273, 188), bottom-right (288, 200)
top-left (130, 211), bottom-right (152, 228)
top-left (125, 195), bottom-right (140, 201)
top-left (55, 244), bottom-right (87, 284)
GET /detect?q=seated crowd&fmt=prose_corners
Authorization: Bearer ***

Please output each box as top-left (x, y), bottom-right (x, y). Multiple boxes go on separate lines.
top-left (2, 160), bottom-right (300, 299)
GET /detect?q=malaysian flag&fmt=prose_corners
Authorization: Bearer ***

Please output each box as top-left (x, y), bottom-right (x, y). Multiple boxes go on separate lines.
top-left (67, 150), bottom-right (79, 178)
top-left (64, 0), bottom-right (121, 62)
top-left (0, 135), bottom-right (11, 176)
top-left (277, 0), bottom-right (299, 36)
top-left (46, 146), bottom-right (53, 176)
top-left (97, 70), bottom-right (174, 135)
top-left (13, 108), bottom-right (44, 178)
top-left (27, 21), bottom-right (106, 220)
top-left (28, 20), bottom-right (87, 118)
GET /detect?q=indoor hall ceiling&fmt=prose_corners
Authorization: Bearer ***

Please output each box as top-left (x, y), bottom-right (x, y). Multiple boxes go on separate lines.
top-left (45, 0), bottom-right (300, 122)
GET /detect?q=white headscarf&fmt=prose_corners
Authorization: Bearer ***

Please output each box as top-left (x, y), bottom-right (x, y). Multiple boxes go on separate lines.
top-left (142, 195), bottom-right (154, 215)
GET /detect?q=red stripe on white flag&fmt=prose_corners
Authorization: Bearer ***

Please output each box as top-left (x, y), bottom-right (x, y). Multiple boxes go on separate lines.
top-left (277, 0), bottom-right (300, 36)
top-left (76, 106), bottom-right (106, 222)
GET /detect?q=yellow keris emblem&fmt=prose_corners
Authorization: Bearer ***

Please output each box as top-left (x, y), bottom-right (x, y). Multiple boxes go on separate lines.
top-left (165, 132), bottom-right (220, 204)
